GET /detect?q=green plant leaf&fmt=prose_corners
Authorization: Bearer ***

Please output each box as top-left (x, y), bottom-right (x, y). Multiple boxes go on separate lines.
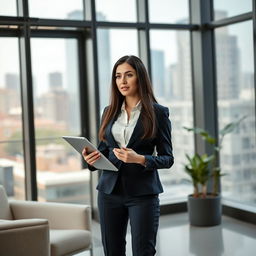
top-left (183, 126), bottom-right (216, 145)
top-left (219, 116), bottom-right (247, 136)
top-left (184, 116), bottom-right (246, 196)
top-left (205, 137), bottom-right (216, 145)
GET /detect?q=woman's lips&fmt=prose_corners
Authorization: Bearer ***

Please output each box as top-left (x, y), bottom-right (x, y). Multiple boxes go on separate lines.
top-left (121, 86), bottom-right (129, 91)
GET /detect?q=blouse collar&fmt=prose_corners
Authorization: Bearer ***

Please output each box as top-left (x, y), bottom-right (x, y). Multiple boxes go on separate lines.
top-left (121, 100), bottom-right (142, 112)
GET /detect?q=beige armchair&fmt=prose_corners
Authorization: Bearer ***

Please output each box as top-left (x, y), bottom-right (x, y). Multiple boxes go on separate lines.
top-left (0, 185), bottom-right (92, 256)
top-left (0, 218), bottom-right (50, 256)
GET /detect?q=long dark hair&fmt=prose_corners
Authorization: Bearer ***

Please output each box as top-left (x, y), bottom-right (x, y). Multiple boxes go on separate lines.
top-left (99, 55), bottom-right (158, 141)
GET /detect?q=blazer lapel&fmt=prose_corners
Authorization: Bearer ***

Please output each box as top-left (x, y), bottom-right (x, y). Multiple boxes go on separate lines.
top-left (105, 118), bottom-right (119, 148)
top-left (126, 114), bottom-right (143, 148)
top-left (105, 112), bottom-right (144, 149)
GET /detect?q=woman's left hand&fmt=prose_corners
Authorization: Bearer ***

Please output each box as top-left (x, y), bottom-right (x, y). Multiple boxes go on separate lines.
top-left (113, 147), bottom-right (145, 165)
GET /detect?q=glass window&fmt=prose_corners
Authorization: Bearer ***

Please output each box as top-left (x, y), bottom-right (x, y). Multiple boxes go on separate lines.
top-left (0, 38), bottom-right (25, 199)
top-left (214, 0), bottom-right (252, 20)
top-left (97, 29), bottom-right (138, 112)
top-left (31, 38), bottom-right (89, 204)
top-left (242, 138), bottom-right (250, 149)
top-left (96, 0), bottom-right (137, 22)
top-left (149, 0), bottom-right (189, 24)
top-left (150, 30), bottom-right (194, 204)
top-left (29, 0), bottom-right (84, 20)
top-left (0, 0), bottom-right (17, 16)
top-left (215, 21), bottom-right (256, 207)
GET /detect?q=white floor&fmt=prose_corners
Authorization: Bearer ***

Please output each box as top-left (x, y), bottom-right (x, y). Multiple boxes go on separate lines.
top-left (78, 212), bottom-right (256, 256)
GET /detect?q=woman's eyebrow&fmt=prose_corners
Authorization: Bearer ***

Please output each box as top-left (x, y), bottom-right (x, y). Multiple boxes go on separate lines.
top-left (116, 70), bottom-right (134, 74)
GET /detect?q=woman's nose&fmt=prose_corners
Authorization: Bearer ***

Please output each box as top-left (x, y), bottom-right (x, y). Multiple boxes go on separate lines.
top-left (121, 76), bottom-right (127, 84)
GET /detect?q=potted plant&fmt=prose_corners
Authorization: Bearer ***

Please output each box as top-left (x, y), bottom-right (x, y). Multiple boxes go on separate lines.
top-left (183, 116), bottom-right (245, 226)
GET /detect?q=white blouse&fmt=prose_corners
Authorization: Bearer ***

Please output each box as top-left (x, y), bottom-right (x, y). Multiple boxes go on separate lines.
top-left (112, 101), bottom-right (142, 148)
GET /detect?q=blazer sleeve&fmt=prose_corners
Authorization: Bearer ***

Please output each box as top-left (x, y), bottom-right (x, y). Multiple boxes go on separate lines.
top-left (144, 107), bottom-right (174, 171)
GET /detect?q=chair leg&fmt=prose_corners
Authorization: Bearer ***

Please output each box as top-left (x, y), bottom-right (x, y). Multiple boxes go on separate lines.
top-left (89, 247), bottom-right (93, 256)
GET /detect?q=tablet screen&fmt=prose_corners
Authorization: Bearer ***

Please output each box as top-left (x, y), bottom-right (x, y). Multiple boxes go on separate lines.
top-left (62, 136), bottom-right (118, 171)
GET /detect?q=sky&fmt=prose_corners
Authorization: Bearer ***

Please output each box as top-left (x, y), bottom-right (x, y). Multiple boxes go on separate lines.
top-left (0, 0), bottom-right (254, 91)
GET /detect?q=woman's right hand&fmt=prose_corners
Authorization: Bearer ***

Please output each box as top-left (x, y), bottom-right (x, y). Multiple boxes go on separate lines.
top-left (82, 147), bottom-right (101, 166)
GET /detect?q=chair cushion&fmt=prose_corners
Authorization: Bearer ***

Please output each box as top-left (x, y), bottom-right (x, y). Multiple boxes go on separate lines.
top-left (0, 219), bottom-right (50, 256)
top-left (50, 229), bottom-right (91, 256)
top-left (0, 185), bottom-right (13, 220)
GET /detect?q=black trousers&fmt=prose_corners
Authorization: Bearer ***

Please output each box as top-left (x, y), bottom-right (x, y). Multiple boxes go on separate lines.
top-left (98, 190), bottom-right (160, 256)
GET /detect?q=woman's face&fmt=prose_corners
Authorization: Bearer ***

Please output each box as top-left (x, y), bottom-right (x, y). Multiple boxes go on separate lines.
top-left (115, 62), bottom-right (138, 98)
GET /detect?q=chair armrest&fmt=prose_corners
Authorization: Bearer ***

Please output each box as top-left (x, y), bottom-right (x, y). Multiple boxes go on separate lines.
top-left (0, 218), bottom-right (48, 230)
top-left (10, 200), bottom-right (91, 230)
top-left (0, 219), bottom-right (50, 256)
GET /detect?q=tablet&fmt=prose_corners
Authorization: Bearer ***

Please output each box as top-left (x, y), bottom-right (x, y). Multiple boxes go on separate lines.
top-left (62, 136), bottom-right (118, 171)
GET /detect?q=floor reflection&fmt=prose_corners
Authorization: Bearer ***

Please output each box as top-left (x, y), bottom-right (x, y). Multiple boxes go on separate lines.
top-left (77, 212), bottom-right (256, 256)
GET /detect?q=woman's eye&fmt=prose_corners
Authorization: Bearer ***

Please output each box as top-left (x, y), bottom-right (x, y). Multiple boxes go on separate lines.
top-left (127, 73), bottom-right (133, 77)
top-left (115, 76), bottom-right (121, 79)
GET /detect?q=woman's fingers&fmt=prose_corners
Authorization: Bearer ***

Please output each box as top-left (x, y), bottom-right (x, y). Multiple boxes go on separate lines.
top-left (113, 148), bottom-right (128, 161)
top-left (82, 147), bottom-right (88, 156)
top-left (88, 153), bottom-right (101, 165)
top-left (113, 148), bottom-right (125, 155)
top-left (113, 147), bottom-right (139, 163)
top-left (82, 148), bottom-right (101, 165)
top-left (113, 148), bottom-right (123, 158)
top-left (82, 147), bottom-right (96, 157)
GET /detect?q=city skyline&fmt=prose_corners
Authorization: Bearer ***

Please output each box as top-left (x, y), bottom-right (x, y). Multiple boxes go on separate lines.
top-left (0, 5), bottom-right (254, 89)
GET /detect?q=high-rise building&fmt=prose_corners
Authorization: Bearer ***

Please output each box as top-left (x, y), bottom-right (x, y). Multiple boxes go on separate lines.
top-left (0, 88), bottom-right (20, 115)
top-left (218, 99), bottom-right (256, 204)
top-left (1, 73), bottom-right (21, 116)
top-left (97, 12), bottom-right (111, 111)
top-left (216, 33), bottom-right (240, 99)
top-left (49, 72), bottom-right (63, 91)
top-left (40, 89), bottom-right (69, 123)
top-left (215, 11), bottom-right (240, 100)
top-left (176, 30), bottom-right (192, 101)
top-left (39, 72), bottom-right (69, 123)
top-left (165, 64), bottom-right (176, 100)
top-left (5, 73), bottom-right (19, 91)
top-left (151, 49), bottom-right (165, 100)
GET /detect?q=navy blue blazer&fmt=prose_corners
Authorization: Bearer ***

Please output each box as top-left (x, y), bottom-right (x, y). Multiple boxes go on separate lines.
top-left (88, 103), bottom-right (174, 196)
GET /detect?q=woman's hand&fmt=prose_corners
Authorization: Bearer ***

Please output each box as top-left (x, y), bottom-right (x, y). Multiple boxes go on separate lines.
top-left (82, 147), bottom-right (101, 166)
top-left (113, 147), bottom-right (145, 166)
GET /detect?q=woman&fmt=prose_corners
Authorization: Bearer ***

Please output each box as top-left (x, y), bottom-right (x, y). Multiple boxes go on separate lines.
top-left (82, 55), bottom-right (174, 256)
